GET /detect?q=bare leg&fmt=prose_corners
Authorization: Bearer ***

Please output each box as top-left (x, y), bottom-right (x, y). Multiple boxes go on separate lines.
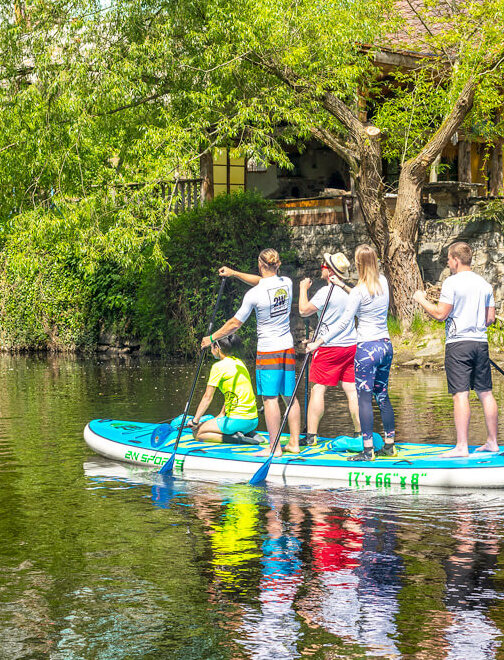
top-left (194, 418), bottom-right (225, 443)
top-left (284, 395), bottom-right (301, 453)
top-left (441, 391), bottom-right (470, 457)
top-left (475, 389), bottom-right (499, 452)
top-left (341, 381), bottom-right (361, 434)
top-left (255, 396), bottom-right (283, 456)
top-left (307, 383), bottom-right (326, 435)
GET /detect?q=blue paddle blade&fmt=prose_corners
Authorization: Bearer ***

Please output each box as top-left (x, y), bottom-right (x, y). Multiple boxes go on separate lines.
top-left (150, 423), bottom-right (175, 448)
top-left (249, 456), bottom-right (273, 485)
top-left (160, 452), bottom-right (176, 476)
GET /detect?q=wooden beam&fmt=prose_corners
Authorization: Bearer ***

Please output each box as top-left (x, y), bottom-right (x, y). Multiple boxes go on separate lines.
top-left (489, 142), bottom-right (503, 196)
top-left (458, 140), bottom-right (472, 183)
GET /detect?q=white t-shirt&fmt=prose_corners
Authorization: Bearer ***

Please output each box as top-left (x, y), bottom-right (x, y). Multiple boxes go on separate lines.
top-left (310, 285), bottom-right (357, 347)
top-left (323, 275), bottom-right (390, 344)
top-left (234, 275), bottom-right (294, 352)
top-left (439, 271), bottom-right (495, 344)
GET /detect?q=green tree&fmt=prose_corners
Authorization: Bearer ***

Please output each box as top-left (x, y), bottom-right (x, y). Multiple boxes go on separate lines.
top-left (1, 0), bottom-right (504, 320)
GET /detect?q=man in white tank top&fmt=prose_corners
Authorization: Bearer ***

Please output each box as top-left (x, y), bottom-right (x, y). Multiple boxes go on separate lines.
top-left (413, 242), bottom-right (498, 457)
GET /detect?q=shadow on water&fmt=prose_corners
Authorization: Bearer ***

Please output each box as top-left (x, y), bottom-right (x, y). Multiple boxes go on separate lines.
top-left (0, 354), bottom-right (504, 659)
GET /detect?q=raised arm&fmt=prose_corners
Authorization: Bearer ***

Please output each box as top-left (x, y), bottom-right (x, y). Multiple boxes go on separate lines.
top-left (299, 278), bottom-right (318, 317)
top-left (219, 266), bottom-right (260, 287)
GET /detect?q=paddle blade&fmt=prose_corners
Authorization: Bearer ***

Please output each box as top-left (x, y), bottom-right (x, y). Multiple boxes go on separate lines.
top-left (249, 456), bottom-right (273, 485)
top-left (150, 423), bottom-right (175, 448)
top-left (159, 451), bottom-right (176, 476)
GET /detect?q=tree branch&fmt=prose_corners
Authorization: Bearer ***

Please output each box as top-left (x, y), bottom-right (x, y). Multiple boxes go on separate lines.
top-left (309, 127), bottom-right (359, 172)
top-left (408, 76), bottom-right (477, 177)
top-left (248, 53), bottom-right (366, 145)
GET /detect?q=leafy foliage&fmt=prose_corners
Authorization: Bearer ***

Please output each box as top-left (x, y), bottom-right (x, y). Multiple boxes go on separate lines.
top-left (1, 0), bottom-right (504, 337)
top-left (0, 189), bottom-right (294, 354)
top-left (163, 190), bottom-right (296, 356)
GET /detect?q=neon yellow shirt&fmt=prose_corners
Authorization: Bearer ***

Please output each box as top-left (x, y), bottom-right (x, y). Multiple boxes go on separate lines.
top-left (207, 357), bottom-right (258, 420)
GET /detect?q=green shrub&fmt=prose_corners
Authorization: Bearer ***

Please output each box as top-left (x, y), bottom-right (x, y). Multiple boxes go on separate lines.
top-left (0, 189), bottom-right (295, 355)
top-left (163, 190), bottom-right (295, 356)
top-left (488, 317), bottom-right (504, 350)
top-left (0, 192), bottom-right (167, 351)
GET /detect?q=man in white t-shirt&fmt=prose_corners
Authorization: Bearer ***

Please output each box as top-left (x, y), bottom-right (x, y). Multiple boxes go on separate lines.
top-left (413, 241), bottom-right (498, 457)
top-left (299, 252), bottom-right (360, 445)
top-left (201, 248), bottom-right (301, 456)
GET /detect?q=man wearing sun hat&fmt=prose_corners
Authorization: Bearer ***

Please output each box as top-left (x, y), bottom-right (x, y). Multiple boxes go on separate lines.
top-left (298, 252), bottom-right (360, 445)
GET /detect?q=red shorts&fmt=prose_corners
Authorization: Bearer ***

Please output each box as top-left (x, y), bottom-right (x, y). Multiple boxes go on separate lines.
top-left (309, 345), bottom-right (356, 386)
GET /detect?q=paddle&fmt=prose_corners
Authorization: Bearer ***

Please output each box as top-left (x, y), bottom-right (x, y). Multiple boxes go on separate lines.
top-left (490, 358), bottom-right (504, 377)
top-left (302, 318), bottom-right (310, 437)
top-left (159, 276), bottom-right (227, 475)
top-left (249, 282), bottom-right (335, 486)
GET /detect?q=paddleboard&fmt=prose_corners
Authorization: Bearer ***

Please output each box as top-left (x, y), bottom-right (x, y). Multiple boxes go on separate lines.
top-left (83, 418), bottom-right (504, 490)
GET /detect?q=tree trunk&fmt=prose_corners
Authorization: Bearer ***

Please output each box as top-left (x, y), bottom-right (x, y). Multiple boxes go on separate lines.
top-left (200, 151), bottom-right (214, 203)
top-left (353, 132), bottom-right (390, 258)
top-left (385, 163), bottom-right (424, 320)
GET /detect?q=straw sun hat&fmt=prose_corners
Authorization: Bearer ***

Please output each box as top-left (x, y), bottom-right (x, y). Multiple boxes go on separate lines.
top-left (323, 252), bottom-right (350, 278)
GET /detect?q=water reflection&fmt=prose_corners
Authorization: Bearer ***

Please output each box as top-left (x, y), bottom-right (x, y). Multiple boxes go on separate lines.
top-left (1, 354), bottom-right (504, 659)
top-left (82, 458), bottom-right (504, 659)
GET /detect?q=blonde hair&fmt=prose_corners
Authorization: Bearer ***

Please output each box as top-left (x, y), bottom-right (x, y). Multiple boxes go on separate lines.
top-left (355, 244), bottom-right (383, 297)
top-left (258, 248), bottom-right (281, 271)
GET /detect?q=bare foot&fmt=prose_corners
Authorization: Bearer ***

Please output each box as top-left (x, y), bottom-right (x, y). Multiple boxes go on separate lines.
top-left (284, 442), bottom-right (300, 454)
top-left (475, 441), bottom-right (500, 452)
top-left (439, 448), bottom-right (469, 458)
top-left (254, 448), bottom-right (282, 458)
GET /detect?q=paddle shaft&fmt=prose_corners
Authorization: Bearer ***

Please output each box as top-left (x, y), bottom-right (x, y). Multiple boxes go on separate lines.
top-left (302, 319), bottom-right (310, 435)
top-left (250, 283), bottom-right (335, 484)
top-left (160, 276), bottom-right (227, 474)
top-left (490, 358), bottom-right (504, 377)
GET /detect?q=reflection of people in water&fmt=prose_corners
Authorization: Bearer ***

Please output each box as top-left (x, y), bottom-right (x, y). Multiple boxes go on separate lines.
top-left (191, 485), bottom-right (262, 599)
top-left (238, 495), bottom-right (305, 660)
top-left (442, 512), bottom-right (501, 659)
top-left (298, 504), bottom-right (402, 656)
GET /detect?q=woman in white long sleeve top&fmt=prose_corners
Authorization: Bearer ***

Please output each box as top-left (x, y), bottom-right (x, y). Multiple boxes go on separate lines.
top-left (307, 245), bottom-right (396, 461)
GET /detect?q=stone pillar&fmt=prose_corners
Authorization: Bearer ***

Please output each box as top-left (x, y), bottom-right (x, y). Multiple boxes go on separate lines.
top-left (489, 142), bottom-right (503, 196)
top-left (458, 140), bottom-right (472, 183)
top-left (200, 151), bottom-right (214, 203)
top-left (429, 154), bottom-right (441, 183)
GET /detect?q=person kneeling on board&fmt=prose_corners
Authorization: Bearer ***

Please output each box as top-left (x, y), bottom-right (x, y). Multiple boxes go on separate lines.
top-left (188, 335), bottom-right (260, 443)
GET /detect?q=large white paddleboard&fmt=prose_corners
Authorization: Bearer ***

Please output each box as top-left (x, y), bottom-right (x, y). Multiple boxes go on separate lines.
top-left (84, 418), bottom-right (504, 490)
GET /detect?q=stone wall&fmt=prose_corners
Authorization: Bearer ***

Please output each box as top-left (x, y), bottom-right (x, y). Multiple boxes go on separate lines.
top-left (287, 218), bottom-right (503, 341)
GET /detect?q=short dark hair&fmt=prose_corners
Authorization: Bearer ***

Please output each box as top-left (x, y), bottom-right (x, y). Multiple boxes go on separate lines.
top-left (214, 334), bottom-right (242, 357)
top-left (448, 242), bottom-right (472, 266)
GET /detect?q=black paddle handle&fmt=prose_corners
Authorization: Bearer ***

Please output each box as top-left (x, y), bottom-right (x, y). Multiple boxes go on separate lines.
top-left (490, 358), bottom-right (504, 377)
top-left (171, 277), bottom-right (227, 451)
top-left (267, 283), bottom-right (335, 457)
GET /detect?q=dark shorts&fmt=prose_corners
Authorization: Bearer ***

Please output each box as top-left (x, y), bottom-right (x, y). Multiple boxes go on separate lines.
top-left (445, 341), bottom-right (492, 394)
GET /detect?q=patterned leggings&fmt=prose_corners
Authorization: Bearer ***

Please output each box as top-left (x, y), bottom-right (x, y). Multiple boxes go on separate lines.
top-left (355, 339), bottom-right (395, 445)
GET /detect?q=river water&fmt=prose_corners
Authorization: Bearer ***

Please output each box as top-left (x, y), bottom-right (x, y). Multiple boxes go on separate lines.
top-left (1, 354), bottom-right (504, 659)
